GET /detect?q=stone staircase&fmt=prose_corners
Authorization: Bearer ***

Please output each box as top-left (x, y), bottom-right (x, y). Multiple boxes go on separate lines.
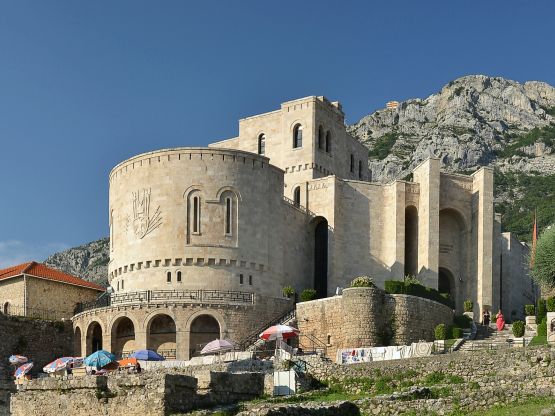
top-left (458, 323), bottom-right (521, 352)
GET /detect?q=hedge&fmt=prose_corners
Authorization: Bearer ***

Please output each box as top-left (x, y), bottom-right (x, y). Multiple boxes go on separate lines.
top-left (454, 315), bottom-right (472, 329)
top-left (450, 326), bottom-right (463, 339)
top-left (538, 318), bottom-right (547, 337)
top-left (524, 304), bottom-right (535, 316)
top-left (384, 280), bottom-right (455, 309)
top-left (435, 324), bottom-right (447, 340)
top-left (538, 298), bottom-right (547, 321)
top-left (300, 289), bottom-right (317, 302)
top-left (547, 297), bottom-right (555, 313)
top-left (512, 320), bottom-right (525, 338)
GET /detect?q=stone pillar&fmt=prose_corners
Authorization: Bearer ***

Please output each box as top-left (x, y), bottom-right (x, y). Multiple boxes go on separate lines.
top-left (472, 167), bottom-right (494, 319)
top-left (177, 330), bottom-right (189, 361)
top-left (80, 330), bottom-right (87, 357)
top-left (382, 182), bottom-right (406, 280)
top-left (135, 330), bottom-right (147, 352)
top-left (341, 287), bottom-right (385, 347)
top-left (547, 312), bottom-right (555, 345)
top-left (412, 158), bottom-right (440, 289)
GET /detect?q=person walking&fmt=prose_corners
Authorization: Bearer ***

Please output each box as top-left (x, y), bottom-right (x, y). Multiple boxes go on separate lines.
top-left (496, 309), bottom-right (505, 331)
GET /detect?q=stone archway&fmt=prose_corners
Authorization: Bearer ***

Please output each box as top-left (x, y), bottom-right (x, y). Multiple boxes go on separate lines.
top-left (2, 302), bottom-right (9, 315)
top-left (438, 267), bottom-right (455, 297)
top-left (74, 327), bottom-right (82, 357)
top-left (189, 314), bottom-right (220, 358)
top-left (147, 314), bottom-right (176, 359)
top-left (86, 321), bottom-right (103, 355)
top-left (111, 317), bottom-right (136, 358)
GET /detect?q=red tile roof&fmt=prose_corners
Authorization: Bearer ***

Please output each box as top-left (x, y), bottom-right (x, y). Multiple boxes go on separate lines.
top-left (0, 261), bottom-right (104, 291)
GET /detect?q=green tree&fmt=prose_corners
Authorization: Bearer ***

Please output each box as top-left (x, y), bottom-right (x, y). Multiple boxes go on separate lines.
top-left (532, 226), bottom-right (555, 288)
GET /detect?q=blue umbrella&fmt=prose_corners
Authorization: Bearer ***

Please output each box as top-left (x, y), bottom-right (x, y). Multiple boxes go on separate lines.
top-left (130, 349), bottom-right (165, 361)
top-left (83, 350), bottom-right (117, 369)
top-left (14, 362), bottom-right (33, 378)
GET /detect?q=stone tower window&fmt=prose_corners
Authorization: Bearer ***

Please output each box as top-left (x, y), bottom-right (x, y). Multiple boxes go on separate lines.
top-left (239, 274), bottom-right (244, 284)
top-left (326, 131), bottom-right (331, 153)
top-left (318, 126), bottom-right (324, 150)
top-left (350, 154), bottom-right (354, 173)
top-left (293, 186), bottom-right (301, 207)
top-left (225, 197), bottom-right (232, 235)
top-left (117, 281), bottom-right (120, 291)
top-left (167, 271), bottom-right (172, 283)
top-left (121, 279), bottom-right (124, 290)
top-left (358, 160), bottom-right (363, 179)
top-left (193, 196), bottom-right (200, 234)
top-left (258, 133), bottom-right (266, 155)
top-left (177, 271), bottom-right (182, 282)
top-left (293, 124), bottom-right (303, 148)
top-left (249, 275), bottom-right (253, 285)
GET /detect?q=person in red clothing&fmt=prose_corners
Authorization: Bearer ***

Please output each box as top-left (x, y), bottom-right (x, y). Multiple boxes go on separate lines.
top-left (496, 309), bottom-right (505, 331)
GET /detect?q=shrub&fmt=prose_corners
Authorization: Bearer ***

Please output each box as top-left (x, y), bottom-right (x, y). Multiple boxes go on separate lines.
top-left (463, 299), bottom-right (473, 313)
top-left (350, 276), bottom-right (375, 288)
top-left (547, 297), bottom-right (555, 312)
top-left (512, 320), bottom-right (525, 338)
top-left (384, 280), bottom-right (405, 294)
top-left (300, 289), bottom-right (317, 302)
top-left (532, 226), bottom-right (555, 288)
top-left (454, 315), bottom-right (472, 329)
top-left (538, 318), bottom-right (547, 337)
top-left (450, 326), bottom-right (463, 339)
top-left (282, 286), bottom-right (295, 298)
top-left (538, 298), bottom-right (547, 321)
top-left (435, 324), bottom-right (447, 340)
top-left (384, 280), bottom-right (455, 309)
top-left (524, 304), bottom-right (535, 316)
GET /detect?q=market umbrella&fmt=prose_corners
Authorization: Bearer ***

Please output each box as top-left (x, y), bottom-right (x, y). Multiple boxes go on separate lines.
top-left (83, 350), bottom-right (117, 369)
top-left (259, 325), bottom-right (299, 341)
top-left (130, 349), bottom-right (165, 361)
top-left (14, 362), bottom-right (33, 379)
top-left (201, 339), bottom-right (234, 355)
top-left (9, 355), bottom-right (28, 365)
top-left (43, 357), bottom-right (74, 374)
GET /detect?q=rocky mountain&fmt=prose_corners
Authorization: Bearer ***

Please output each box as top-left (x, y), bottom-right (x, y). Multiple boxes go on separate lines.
top-left (349, 75), bottom-right (555, 240)
top-left (44, 238), bottom-right (109, 287)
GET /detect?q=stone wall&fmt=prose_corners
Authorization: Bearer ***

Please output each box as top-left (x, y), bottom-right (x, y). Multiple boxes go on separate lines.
top-left (10, 371), bottom-right (265, 416)
top-left (0, 382), bottom-right (14, 416)
top-left (296, 287), bottom-right (454, 359)
top-left (0, 314), bottom-right (73, 381)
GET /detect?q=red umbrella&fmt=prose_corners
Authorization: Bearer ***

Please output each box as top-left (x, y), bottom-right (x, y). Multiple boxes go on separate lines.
top-left (259, 325), bottom-right (299, 341)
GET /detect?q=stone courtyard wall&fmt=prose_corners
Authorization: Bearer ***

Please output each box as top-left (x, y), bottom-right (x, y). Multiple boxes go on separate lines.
top-left (296, 287), bottom-right (454, 358)
top-left (0, 314), bottom-right (73, 381)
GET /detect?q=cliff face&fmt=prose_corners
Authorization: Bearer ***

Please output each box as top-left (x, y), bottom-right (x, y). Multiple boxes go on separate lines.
top-left (348, 75), bottom-right (555, 182)
top-left (43, 238), bottom-right (109, 287)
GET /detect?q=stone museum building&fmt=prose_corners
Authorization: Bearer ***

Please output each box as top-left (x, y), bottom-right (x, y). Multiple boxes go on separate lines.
top-left (72, 96), bottom-right (537, 360)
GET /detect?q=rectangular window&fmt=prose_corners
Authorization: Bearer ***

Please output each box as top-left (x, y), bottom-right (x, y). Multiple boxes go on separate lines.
top-left (350, 154), bottom-right (354, 173)
top-left (177, 271), bottom-right (182, 282)
top-left (193, 196), bottom-right (200, 233)
top-left (249, 275), bottom-right (253, 285)
top-left (359, 160), bottom-right (363, 179)
top-left (225, 197), bottom-right (232, 235)
top-left (117, 281), bottom-right (119, 291)
top-left (167, 272), bottom-right (172, 283)
top-left (239, 274), bottom-right (244, 284)
top-left (121, 280), bottom-right (124, 290)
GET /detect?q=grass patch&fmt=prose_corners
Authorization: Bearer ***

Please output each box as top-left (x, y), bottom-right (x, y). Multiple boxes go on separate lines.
top-left (529, 335), bottom-right (548, 346)
top-left (465, 396), bottom-right (555, 415)
top-left (369, 131), bottom-right (399, 160)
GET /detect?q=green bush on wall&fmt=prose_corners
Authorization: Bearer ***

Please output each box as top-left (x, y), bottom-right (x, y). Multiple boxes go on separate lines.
top-left (300, 289), bottom-right (317, 302)
top-left (454, 315), bottom-right (472, 329)
top-left (282, 286), bottom-right (295, 298)
top-left (512, 320), bottom-right (525, 338)
top-left (435, 324), bottom-right (447, 340)
top-left (463, 299), bottom-right (473, 313)
top-left (350, 276), bottom-right (376, 288)
top-left (384, 280), bottom-right (455, 309)
top-left (538, 318), bottom-right (547, 337)
top-left (524, 304), bottom-right (535, 316)
top-left (450, 326), bottom-right (463, 339)
top-left (547, 297), bottom-right (555, 313)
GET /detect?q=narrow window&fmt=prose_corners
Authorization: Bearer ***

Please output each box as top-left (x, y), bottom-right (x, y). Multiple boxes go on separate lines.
top-left (258, 133), bottom-right (266, 155)
top-left (225, 197), bottom-right (232, 235)
top-left (117, 281), bottom-right (120, 291)
top-left (326, 131), bottom-right (331, 153)
top-left (167, 271), bottom-right (172, 283)
top-left (293, 187), bottom-right (301, 207)
top-left (318, 126), bottom-right (324, 150)
top-left (193, 196), bottom-right (200, 233)
top-left (177, 271), bottom-right (182, 282)
top-left (293, 124), bottom-right (303, 148)
top-left (359, 160), bottom-right (363, 179)
top-left (327, 335), bottom-right (332, 345)
top-left (121, 279), bottom-right (124, 290)
top-left (240, 274), bottom-right (244, 284)
top-left (249, 275), bottom-right (253, 285)
top-left (350, 154), bottom-right (354, 173)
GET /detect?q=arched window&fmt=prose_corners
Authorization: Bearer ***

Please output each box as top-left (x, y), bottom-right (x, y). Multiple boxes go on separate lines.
top-left (293, 124), bottom-right (303, 148)
top-left (350, 154), bottom-right (354, 173)
top-left (225, 197), bottom-right (232, 235)
top-left (358, 160), bottom-right (363, 179)
top-left (318, 126), bottom-right (324, 150)
top-left (293, 186), bottom-right (301, 207)
top-left (192, 196), bottom-right (200, 234)
top-left (166, 271), bottom-right (172, 283)
top-left (325, 131), bottom-right (331, 153)
top-left (177, 271), bottom-right (182, 282)
top-left (258, 133), bottom-right (266, 155)
top-left (2, 302), bottom-right (9, 315)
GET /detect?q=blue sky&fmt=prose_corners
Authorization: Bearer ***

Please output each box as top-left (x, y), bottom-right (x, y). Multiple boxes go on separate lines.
top-left (0, 1), bottom-right (554, 267)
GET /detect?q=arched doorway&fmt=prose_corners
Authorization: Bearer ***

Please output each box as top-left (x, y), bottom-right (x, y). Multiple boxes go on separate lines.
top-left (86, 322), bottom-right (103, 355)
top-left (147, 314), bottom-right (176, 359)
top-left (313, 217), bottom-right (328, 298)
top-left (189, 315), bottom-right (220, 358)
top-left (404, 206), bottom-right (418, 277)
top-left (2, 302), bottom-right (9, 315)
top-left (438, 268), bottom-right (455, 296)
top-left (74, 327), bottom-right (82, 357)
top-left (111, 317), bottom-right (136, 358)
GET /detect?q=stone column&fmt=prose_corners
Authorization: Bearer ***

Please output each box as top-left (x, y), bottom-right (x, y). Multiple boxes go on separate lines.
top-left (382, 182), bottom-right (406, 280)
top-left (472, 167), bottom-right (494, 319)
top-left (341, 287), bottom-right (385, 347)
top-left (177, 330), bottom-right (189, 361)
top-left (134, 330), bottom-right (147, 351)
top-left (412, 158), bottom-right (440, 289)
